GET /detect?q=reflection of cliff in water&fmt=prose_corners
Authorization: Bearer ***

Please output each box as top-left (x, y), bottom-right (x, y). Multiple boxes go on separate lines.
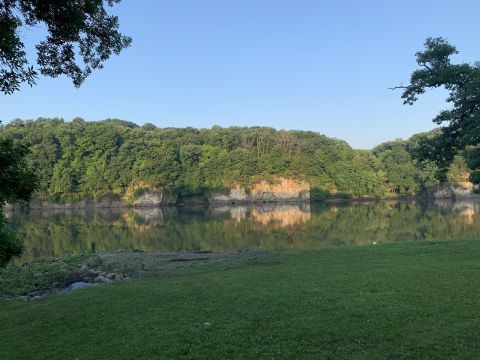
top-left (251, 205), bottom-right (311, 227)
top-left (433, 199), bottom-right (480, 225)
top-left (122, 207), bottom-right (168, 231)
top-left (213, 204), bottom-right (311, 228)
top-left (8, 200), bottom-right (480, 263)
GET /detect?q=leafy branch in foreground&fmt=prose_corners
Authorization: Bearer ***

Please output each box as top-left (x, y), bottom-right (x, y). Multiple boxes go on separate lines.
top-left (0, 0), bottom-right (131, 94)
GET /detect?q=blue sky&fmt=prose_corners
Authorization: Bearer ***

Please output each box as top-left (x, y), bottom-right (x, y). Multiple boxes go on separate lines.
top-left (1, 0), bottom-right (480, 149)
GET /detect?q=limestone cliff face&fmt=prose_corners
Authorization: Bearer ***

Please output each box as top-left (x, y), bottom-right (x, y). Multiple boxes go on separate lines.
top-left (432, 182), bottom-right (479, 199)
top-left (210, 188), bottom-right (250, 203)
top-left (122, 184), bottom-right (177, 207)
top-left (8, 187), bottom-right (178, 210)
top-left (6, 179), bottom-right (311, 209)
top-left (125, 189), bottom-right (177, 207)
top-left (209, 178), bottom-right (310, 203)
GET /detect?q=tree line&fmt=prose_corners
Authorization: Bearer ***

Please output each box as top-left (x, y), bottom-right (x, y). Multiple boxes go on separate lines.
top-left (1, 117), bottom-right (471, 203)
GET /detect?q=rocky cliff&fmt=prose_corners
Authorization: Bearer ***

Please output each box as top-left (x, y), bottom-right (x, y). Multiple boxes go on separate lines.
top-left (432, 182), bottom-right (480, 199)
top-left (5, 178), bottom-right (311, 210)
top-left (124, 186), bottom-right (177, 207)
top-left (209, 178), bottom-right (310, 204)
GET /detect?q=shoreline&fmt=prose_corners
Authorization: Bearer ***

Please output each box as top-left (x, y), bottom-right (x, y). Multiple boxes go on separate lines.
top-left (0, 194), bottom-right (423, 211)
top-left (0, 248), bottom-right (275, 300)
top-left (6, 194), bottom-right (480, 212)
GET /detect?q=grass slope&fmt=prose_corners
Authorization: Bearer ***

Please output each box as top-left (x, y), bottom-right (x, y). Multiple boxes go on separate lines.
top-left (1, 240), bottom-right (480, 359)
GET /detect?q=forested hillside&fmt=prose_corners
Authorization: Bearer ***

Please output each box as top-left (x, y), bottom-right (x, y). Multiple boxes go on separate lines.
top-left (0, 118), bottom-right (456, 202)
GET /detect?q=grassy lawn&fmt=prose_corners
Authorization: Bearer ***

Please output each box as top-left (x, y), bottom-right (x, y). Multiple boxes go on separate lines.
top-left (1, 240), bottom-right (480, 359)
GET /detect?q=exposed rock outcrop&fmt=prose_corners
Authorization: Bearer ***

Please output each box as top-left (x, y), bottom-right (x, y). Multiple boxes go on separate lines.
top-left (7, 187), bottom-right (178, 210)
top-left (210, 188), bottom-right (250, 203)
top-left (127, 188), bottom-right (177, 207)
top-left (5, 178), bottom-right (312, 209)
top-left (209, 178), bottom-right (310, 204)
top-left (432, 182), bottom-right (480, 199)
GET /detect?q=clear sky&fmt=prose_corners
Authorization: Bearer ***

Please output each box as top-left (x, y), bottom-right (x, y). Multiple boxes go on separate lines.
top-left (2, 0), bottom-right (480, 149)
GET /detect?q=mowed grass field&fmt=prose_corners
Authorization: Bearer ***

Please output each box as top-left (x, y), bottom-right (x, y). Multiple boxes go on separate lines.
top-left (2, 240), bottom-right (480, 359)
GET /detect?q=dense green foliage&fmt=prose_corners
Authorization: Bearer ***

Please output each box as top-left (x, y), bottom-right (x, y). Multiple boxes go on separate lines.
top-left (0, 118), bottom-right (443, 202)
top-left (0, 0), bottom-right (131, 94)
top-left (0, 134), bottom-right (37, 266)
top-left (372, 138), bottom-right (440, 194)
top-left (2, 240), bottom-right (480, 358)
top-left (395, 38), bottom-right (480, 182)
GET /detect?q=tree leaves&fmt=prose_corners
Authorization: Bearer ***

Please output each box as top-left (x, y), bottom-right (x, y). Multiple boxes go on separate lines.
top-left (0, 122), bottom-right (37, 266)
top-left (0, 0), bottom-right (131, 94)
top-left (395, 37), bottom-right (480, 181)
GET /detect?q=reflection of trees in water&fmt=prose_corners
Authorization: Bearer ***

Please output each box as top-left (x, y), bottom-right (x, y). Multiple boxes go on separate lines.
top-left (8, 200), bottom-right (480, 263)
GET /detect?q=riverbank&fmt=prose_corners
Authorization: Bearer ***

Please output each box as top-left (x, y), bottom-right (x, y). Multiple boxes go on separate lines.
top-left (2, 240), bottom-right (480, 358)
top-left (0, 249), bottom-right (271, 299)
top-left (5, 186), bottom-right (479, 211)
top-left (0, 193), bottom-right (430, 211)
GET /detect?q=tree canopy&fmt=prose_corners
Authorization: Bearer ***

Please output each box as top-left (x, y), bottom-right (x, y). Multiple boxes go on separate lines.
top-left (394, 38), bottom-right (480, 179)
top-left (0, 123), bottom-right (37, 266)
top-left (0, 118), bottom-right (445, 203)
top-left (0, 0), bottom-right (131, 94)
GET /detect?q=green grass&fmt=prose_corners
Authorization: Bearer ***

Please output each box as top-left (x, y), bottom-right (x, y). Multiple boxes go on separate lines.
top-left (2, 240), bottom-right (480, 359)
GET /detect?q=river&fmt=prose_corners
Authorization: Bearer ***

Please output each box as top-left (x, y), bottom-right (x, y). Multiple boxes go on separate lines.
top-left (7, 199), bottom-right (480, 263)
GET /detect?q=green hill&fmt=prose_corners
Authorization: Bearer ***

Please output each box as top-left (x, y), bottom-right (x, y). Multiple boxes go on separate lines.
top-left (0, 118), bottom-right (443, 203)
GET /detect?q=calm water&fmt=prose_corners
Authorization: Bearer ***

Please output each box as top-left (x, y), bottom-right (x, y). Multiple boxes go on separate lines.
top-left (6, 200), bottom-right (480, 263)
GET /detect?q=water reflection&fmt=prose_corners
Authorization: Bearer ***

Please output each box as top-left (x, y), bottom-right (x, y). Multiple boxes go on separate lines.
top-left (213, 204), bottom-right (311, 227)
top-left (7, 200), bottom-right (480, 263)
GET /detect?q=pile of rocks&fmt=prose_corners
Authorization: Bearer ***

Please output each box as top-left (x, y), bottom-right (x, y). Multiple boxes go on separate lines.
top-left (77, 263), bottom-right (130, 284)
top-left (18, 263), bottom-right (131, 301)
top-left (91, 271), bottom-right (130, 283)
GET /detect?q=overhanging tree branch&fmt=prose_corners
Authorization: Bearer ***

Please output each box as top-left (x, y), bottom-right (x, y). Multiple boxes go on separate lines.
top-left (0, 0), bottom-right (131, 94)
